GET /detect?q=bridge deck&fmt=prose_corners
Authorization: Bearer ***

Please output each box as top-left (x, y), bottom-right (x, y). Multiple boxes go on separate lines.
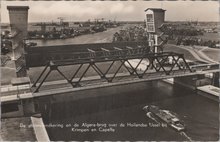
top-left (1, 66), bottom-right (219, 103)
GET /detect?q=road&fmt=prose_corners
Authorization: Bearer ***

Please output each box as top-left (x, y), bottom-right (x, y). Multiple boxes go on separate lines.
top-left (164, 44), bottom-right (220, 63)
top-left (176, 45), bottom-right (218, 63)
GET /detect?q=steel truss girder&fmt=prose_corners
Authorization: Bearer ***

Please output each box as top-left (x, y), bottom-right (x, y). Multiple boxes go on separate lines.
top-left (32, 51), bottom-right (192, 93)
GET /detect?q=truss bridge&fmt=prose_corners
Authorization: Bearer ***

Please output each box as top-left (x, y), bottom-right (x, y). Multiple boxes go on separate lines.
top-left (22, 42), bottom-right (219, 94)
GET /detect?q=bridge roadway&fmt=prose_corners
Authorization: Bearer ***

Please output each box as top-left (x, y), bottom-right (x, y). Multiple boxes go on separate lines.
top-left (1, 63), bottom-right (219, 103)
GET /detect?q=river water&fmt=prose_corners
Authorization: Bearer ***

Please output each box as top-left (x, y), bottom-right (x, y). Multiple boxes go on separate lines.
top-left (28, 26), bottom-right (125, 45)
top-left (31, 28), bottom-right (219, 141)
top-left (42, 81), bottom-right (219, 141)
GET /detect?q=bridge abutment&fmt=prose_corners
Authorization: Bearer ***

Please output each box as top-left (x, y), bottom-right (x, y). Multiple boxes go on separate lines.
top-left (2, 98), bottom-right (36, 118)
top-left (1, 102), bottom-right (24, 118)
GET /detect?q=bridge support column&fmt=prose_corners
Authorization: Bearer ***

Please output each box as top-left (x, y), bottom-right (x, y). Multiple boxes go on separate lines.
top-left (174, 74), bottom-right (211, 90)
top-left (22, 98), bottom-right (36, 116)
top-left (34, 96), bottom-right (53, 123)
top-left (212, 72), bottom-right (219, 87)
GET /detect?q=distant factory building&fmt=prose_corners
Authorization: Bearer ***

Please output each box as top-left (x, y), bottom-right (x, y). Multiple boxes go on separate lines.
top-left (145, 8), bottom-right (166, 34)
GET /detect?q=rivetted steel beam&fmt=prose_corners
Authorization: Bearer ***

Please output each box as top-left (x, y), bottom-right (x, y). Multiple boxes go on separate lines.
top-left (87, 48), bottom-right (96, 53)
top-left (50, 52), bottom-right (185, 66)
top-left (101, 48), bottom-right (110, 52)
top-left (126, 46), bottom-right (133, 50)
top-left (114, 47), bottom-right (122, 50)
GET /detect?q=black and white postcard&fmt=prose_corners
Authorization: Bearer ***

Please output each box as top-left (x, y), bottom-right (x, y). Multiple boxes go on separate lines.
top-left (1, 1), bottom-right (219, 141)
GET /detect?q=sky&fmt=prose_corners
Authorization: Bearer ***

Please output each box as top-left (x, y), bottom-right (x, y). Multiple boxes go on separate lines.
top-left (1, 1), bottom-right (219, 23)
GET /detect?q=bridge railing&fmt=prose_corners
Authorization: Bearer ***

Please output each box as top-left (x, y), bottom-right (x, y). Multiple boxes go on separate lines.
top-left (45, 47), bottom-right (150, 62)
top-left (189, 63), bottom-right (220, 72)
top-left (24, 42), bottom-right (149, 68)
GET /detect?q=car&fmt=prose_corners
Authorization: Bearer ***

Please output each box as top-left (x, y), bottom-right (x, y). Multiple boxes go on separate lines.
top-left (25, 42), bottom-right (37, 47)
top-left (1, 47), bottom-right (10, 55)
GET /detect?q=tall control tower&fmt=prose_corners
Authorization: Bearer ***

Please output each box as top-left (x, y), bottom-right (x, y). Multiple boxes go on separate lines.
top-left (145, 8), bottom-right (166, 53)
top-left (145, 8), bottom-right (165, 34)
top-left (7, 6), bottom-right (29, 77)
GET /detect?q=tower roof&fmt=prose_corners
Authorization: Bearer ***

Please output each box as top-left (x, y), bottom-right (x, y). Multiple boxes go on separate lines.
top-left (7, 6), bottom-right (29, 10)
top-left (145, 8), bottom-right (166, 12)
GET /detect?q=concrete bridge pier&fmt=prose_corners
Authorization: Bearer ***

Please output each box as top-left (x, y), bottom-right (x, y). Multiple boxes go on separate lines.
top-left (174, 72), bottom-right (220, 90)
top-left (34, 96), bottom-right (53, 123)
top-left (174, 74), bottom-right (211, 90)
top-left (212, 72), bottom-right (219, 87)
top-left (22, 98), bottom-right (36, 116)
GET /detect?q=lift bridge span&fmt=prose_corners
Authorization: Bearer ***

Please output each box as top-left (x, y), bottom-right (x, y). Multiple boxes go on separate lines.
top-left (1, 42), bottom-right (220, 103)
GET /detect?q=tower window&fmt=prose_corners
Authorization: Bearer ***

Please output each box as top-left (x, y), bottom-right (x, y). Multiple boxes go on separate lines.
top-left (147, 24), bottom-right (155, 32)
top-left (146, 14), bottom-right (153, 22)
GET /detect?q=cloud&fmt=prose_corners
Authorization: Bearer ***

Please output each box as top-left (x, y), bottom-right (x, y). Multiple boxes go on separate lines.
top-left (110, 3), bottom-right (124, 14)
top-left (31, 2), bottom-right (103, 20)
top-left (1, 1), bottom-right (219, 22)
top-left (123, 5), bottom-right (134, 13)
top-left (163, 1), bottom-right (219, 21)
top-left (110, 3), bottom-right (134, 14)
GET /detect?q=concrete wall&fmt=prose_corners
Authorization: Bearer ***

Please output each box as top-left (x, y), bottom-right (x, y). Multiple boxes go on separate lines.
top-left (1, 99), bottom-right (35, 118)
top-left (1, 102), bottom-right (24, 118)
